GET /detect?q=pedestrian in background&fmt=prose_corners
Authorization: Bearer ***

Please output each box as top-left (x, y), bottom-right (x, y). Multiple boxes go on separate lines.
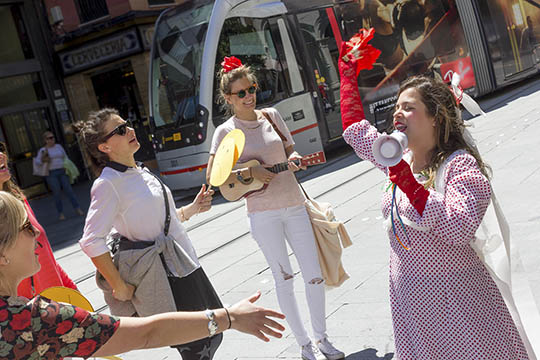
top-left (0, 141), bottom-right (77, 298)
top-left (76, 108), bottom-right (223, 360)
top-left (0, 190), bottom-right (285, 359)
top-left (207, 57), bottom-right (345, 360)
top-left (339, 45), bottom-right (530, 359)
top-left (36, 131), bottom-right (84, 220)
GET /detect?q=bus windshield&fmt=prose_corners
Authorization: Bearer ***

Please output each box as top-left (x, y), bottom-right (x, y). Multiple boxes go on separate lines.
top-left (150, 1), bottom-right (213, 129)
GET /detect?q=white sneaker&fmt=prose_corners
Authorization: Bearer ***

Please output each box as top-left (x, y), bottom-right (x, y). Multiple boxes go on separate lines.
top-left (302, 341), bottom-right (327, 360)
top-left (317, 338), bottom-right (345, 360)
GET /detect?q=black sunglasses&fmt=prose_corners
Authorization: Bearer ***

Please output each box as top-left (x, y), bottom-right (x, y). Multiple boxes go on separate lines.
top-left (102, 122), bottom-right (130, 141)
top-left (20, 219), bottom-right (39, 238)
top-left (230, 84), bottom-right (257, 99)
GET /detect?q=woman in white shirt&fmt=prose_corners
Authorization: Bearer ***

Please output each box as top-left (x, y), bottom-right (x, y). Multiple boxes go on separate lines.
top-left (76, 108), bottom-right (222, 360)
top-left (36, 131), bottom-right (83, 220)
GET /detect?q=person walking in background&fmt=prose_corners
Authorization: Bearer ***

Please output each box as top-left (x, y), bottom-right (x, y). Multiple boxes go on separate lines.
top-left (0, 141), bottom-right (77, 298)
top-left (0, 190), bottom-right (285, 359)
top-left (35, 131), bottom-right (84, 220)
top-left (206, 57), bottom-right (345, 360)
top-left (76, 108), bottom-right (224, 360)
top-left (338, 45), bottom-right (530, 358)
top-left (520, 16), bottom-right (538, 51)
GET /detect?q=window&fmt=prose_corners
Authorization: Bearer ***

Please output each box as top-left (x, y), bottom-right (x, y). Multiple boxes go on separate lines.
top-left (214, 17), bottom-right (289, 117)
top-left (0, 5), bottom-right (34, 64)
top-left (75, 0), bottom-right (109, 24)
top-left (0, 73), bottom-right (46, 108)
top-left (148, 0), bottom-right (175, 6)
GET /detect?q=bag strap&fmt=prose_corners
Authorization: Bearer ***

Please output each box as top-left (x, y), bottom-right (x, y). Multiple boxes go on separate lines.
top-left (260, 110), bottom-right (312, 199)
top-left (298, 181), bottom-right (311, 200)
top-left (142, 165), bottom-right (171, 236)
top-left (261, 110), bottom-right (288, 143)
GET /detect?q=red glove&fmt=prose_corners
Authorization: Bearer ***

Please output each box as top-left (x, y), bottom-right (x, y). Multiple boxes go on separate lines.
top-left (389, 160), bottom-right (430, 216)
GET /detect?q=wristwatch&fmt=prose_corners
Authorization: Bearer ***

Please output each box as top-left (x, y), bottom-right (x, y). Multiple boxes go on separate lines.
top-left (205, 309), bottom-right (218, 336)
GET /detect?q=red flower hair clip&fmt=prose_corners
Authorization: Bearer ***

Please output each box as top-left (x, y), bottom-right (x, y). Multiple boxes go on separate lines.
top-left (341, 28), bottom-right (381, 76)
top-left (221, 56), bottom-right (243, 73)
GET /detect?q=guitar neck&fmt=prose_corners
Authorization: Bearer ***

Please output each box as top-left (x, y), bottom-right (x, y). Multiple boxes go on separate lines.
top-left (268, 160), bottom-right (299, 174)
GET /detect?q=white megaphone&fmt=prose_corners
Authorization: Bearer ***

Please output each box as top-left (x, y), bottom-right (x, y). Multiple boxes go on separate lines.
top-left (372, 131), bottom-right (408, 167)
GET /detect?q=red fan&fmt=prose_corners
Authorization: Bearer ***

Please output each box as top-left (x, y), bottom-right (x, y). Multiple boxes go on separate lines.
top-left (340, 28), bottom-right (381, 76)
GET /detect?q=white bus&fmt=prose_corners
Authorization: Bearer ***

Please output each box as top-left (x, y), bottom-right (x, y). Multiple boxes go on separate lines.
top-left (148, 0), bottom-right (539, 191)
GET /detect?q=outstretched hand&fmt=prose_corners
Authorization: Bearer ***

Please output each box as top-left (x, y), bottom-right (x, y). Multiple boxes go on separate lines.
top-left (193, 184), bottom-right (214, 213)
top-left (228, 291), bottom-right (286, 342)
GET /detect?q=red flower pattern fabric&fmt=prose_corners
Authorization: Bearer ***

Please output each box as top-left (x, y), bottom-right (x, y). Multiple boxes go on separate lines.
top-left (0, 295), bottom-right (119, 359)
top-left (342, 120), bottom-right (529, 359)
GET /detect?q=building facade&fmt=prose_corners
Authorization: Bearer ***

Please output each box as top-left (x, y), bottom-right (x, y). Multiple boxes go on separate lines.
top-left (0, 0), bottom-right (75, 197)
top-left (45, 0), bottom-right (187, 171)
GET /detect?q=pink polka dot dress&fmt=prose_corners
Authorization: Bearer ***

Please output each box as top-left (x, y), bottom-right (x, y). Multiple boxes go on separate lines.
top-left (343, 120), bottom-right (528, 359)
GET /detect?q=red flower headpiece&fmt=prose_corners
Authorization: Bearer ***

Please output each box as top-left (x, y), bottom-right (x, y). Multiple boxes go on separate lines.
top-left (221, 56), bottom-right (243, 73)
top-left (341, 28), bottom-right (381, 76)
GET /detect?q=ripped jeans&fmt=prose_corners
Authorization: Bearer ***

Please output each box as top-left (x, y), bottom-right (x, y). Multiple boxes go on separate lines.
top-left (248, 204), bottom-right (327, 346)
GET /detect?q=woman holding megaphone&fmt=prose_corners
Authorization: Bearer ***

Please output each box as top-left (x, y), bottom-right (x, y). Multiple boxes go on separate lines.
top-left (339, 32), bottom-right (530, 359)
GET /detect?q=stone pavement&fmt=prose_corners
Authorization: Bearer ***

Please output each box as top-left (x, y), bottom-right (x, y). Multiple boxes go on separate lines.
top-left (29, 75), bottom-right (540, 359)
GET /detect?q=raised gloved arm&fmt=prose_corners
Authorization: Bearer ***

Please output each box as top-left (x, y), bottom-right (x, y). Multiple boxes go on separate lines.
top-left (338, 28), bottom-right (381, 130)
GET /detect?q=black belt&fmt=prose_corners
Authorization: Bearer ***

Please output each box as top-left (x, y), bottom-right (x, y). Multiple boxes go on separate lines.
top-left (118, 237), bottom-right (155, 251)
top-left (113, 236), bottom-right (174, 277)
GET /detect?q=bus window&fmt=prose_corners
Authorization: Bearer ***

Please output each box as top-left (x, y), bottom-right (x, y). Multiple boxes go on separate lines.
top-left (213, 17), bottom-right (290, 120)
top-left (296, 9), bottom-right (342, 138)
top-left (150, 3), bottom-right (213, 130)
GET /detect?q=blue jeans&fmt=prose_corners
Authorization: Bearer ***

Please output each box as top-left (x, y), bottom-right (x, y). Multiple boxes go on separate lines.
top-left (45, 168), bottom-right (80, 215)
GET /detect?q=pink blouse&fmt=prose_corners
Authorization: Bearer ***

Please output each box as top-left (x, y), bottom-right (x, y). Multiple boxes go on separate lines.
top-left (210, 108), bottom-right (305, 213)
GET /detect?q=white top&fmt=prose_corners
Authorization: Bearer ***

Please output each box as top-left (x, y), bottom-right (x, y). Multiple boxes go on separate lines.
top-left (37, 144), bottom-right (65, 170)
top-left (79, 163), bottom-right (200, 269)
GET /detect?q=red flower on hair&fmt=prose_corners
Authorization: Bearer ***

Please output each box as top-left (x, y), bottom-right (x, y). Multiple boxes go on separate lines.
top-left (221, 56), bottom-right (243, 73)
top-left (340, 28), bottom-right (381, 76)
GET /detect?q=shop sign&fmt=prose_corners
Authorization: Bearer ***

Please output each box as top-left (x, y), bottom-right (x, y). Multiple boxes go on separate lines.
top-left (59, 29), bottom-right (142, 75)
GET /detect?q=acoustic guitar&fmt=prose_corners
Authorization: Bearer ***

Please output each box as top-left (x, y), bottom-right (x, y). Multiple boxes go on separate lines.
top-left (220, 151), bottom-right (326, 201)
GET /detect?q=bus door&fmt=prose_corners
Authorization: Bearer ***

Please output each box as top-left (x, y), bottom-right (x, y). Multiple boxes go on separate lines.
top-left (476, 0), bottom-right (539, 84)
top-left (213, 12), bottom-right (324, 156)
top-left (294, 7), bottom-right (343, 141)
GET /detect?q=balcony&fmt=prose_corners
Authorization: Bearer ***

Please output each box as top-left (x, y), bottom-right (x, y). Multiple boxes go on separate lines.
top-left (75, 0), bottom-right (109, 24)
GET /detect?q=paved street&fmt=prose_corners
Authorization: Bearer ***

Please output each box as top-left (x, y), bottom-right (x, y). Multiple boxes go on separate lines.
top-left (31, 75), bottom-right (540, 359)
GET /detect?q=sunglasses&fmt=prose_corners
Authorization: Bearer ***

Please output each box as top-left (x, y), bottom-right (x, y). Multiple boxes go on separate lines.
top-left (102, 122), bottom-right (130, 142)
top-left (45, 136), bottom-right (54, 140)
top-left (20, 219), bottom-right (39, 238)
top-left (230, 84), bottom-right (257, 98)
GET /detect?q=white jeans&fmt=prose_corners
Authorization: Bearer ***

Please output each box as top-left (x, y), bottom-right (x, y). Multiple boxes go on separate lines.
top-left (248, 204), bottom-right (327, 346)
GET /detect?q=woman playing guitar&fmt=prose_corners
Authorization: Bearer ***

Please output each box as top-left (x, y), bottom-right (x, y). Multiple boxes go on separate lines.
top-left (206, 57), bottom-right (344, 360)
